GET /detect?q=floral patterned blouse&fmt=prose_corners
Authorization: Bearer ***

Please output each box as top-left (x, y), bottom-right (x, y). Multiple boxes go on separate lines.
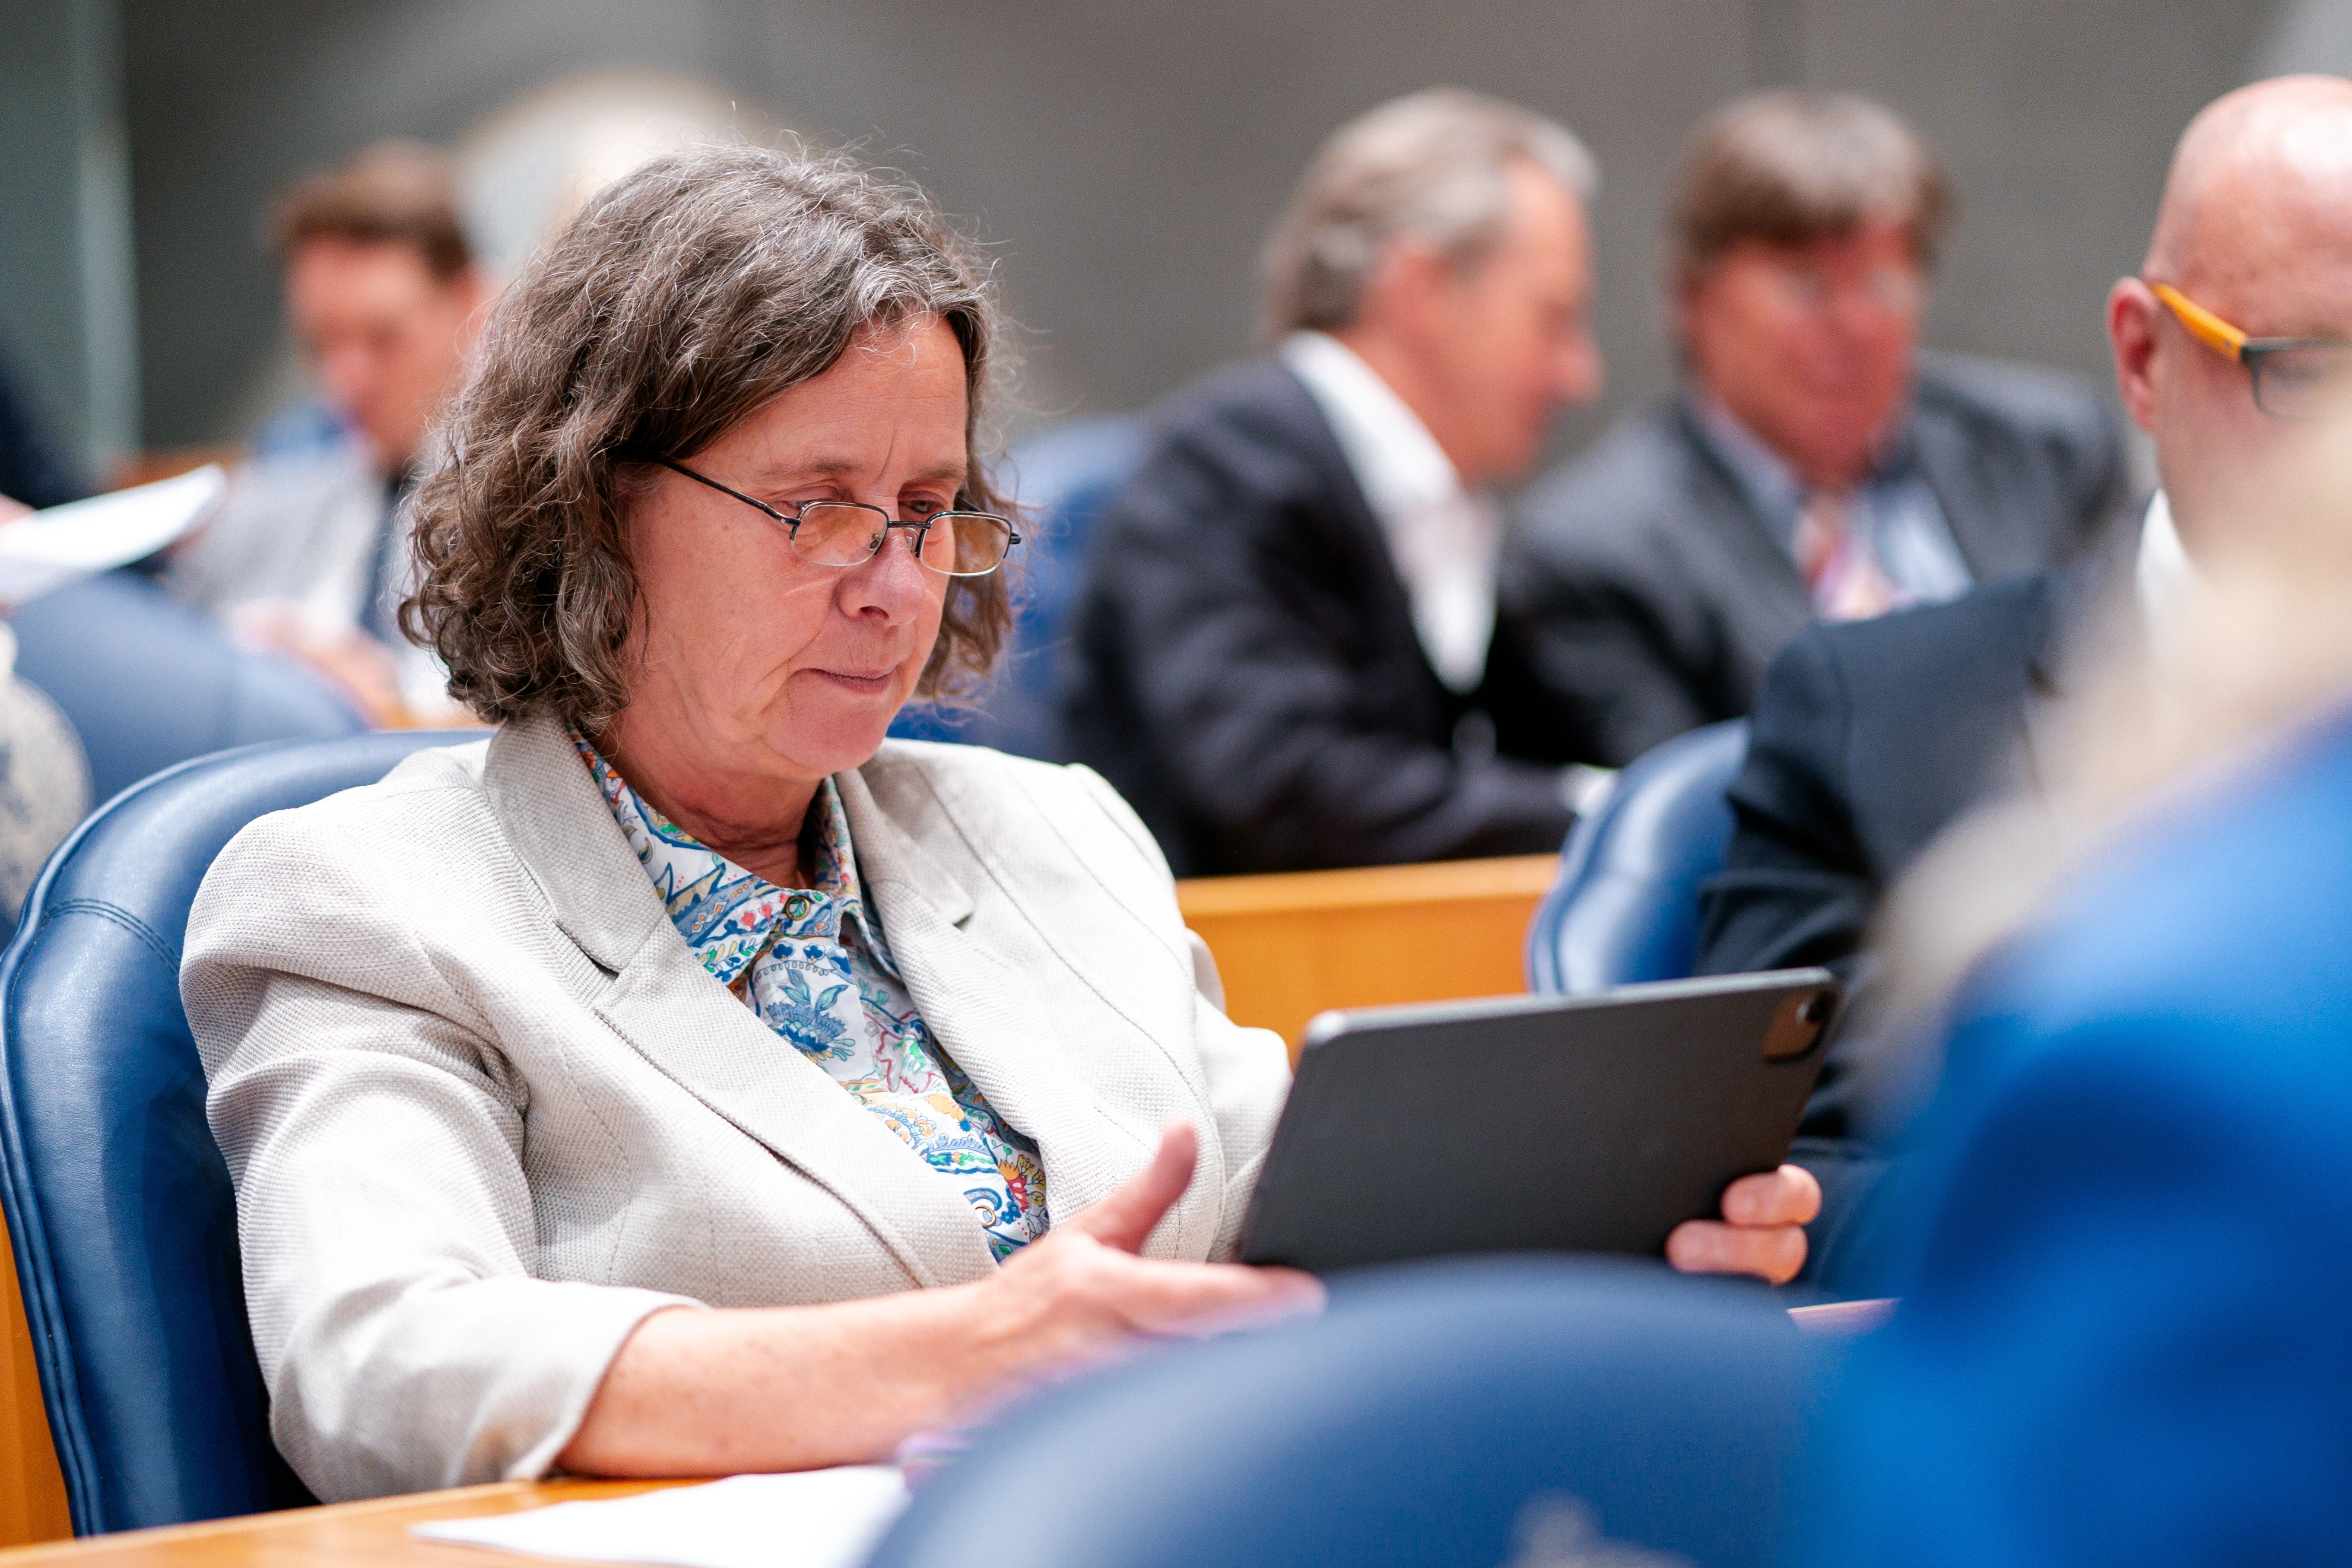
top-left (575, 736), bottom-right (1049, 1260)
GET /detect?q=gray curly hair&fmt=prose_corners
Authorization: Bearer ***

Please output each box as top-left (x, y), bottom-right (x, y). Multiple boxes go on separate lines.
top-left (401, 142), bottom-right (1010, 733)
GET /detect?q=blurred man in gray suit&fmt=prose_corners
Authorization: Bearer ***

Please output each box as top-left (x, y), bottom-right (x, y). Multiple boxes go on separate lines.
top-left (168, 142), bottom-right (486, 724)
top-left (1505, 92), bottom-right (2133, 767)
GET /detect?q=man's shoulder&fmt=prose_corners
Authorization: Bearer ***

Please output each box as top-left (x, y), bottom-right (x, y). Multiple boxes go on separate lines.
top-left (1914, 351), bottom-right (2115, 449)
top-left (1133, 359), bottom-right (1338, 482)
top-left (1515, 401), bottom-right (1724, 553)
top-left (1801, 571), bottom-right (2055, 675)
top-left (1095, 358), bottom-right (1356, 543)
top-left (1751, 575), bottom-right (2055, 770)
top-left (1146, 358), bottom-right (1320, 438)
top-left (202, 438), bottom-right (381, 547)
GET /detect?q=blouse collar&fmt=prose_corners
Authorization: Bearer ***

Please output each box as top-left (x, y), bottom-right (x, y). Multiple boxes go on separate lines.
top-left (571, 732), bottom-right (885, 990)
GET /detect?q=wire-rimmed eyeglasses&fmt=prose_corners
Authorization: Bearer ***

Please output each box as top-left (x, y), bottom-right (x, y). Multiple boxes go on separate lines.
top-left (2146, 281), bottom-right (2352, 422)
top-left (657, 457), bottom-right (1022, 577)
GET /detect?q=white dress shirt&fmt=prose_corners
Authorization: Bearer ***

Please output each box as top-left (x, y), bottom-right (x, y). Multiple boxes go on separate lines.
top-left (1279, 331), bottom-right (1499, 693)
top-left (2134, 489), bottom-right (2197, 626)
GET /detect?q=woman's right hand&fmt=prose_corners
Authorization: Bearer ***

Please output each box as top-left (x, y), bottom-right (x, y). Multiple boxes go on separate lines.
top-left (971, 1122), bottom-right (1324, 1374)
top-left (560, 1121), bottom-right (1320, 1477)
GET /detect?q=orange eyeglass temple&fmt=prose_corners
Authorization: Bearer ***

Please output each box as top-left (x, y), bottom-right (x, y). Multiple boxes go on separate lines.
top-left (2149, 281), bottom-right (2250, 361)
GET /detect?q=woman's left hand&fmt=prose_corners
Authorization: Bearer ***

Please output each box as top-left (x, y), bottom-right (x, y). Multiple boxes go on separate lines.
top-left (1663, 1164), bottom-right (1821, 1286)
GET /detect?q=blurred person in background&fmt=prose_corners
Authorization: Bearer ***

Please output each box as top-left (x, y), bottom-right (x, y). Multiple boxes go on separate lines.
top-left (1064, 89), bottom-right (1611, 876)
top-left (167, 140), bottom-right (488, 723)
top-left (1689, 76), bottom-right (2352, 1290)
top-left (1816, 108), bottom-right (2352, 1552)
top-left (1506, 92), bottom-right (2132, 769)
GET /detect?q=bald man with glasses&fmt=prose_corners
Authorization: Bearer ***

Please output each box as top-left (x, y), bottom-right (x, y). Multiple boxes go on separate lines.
top-left (1694, 74), bottom-right (2352, 1287)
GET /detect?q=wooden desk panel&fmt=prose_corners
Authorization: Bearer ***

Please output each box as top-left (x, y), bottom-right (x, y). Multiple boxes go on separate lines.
top-left (0, 1482), bottom-right (683, 1568)
top-left (0, 1234), bottom-right (70, 1546)
top-left (1176, 854), bottom-right (1558, 1054)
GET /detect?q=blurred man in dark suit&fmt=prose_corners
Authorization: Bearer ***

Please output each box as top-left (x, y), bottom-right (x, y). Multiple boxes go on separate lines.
top-left (1700, 75), bottom-right (2352, 1288)
top-left (1506, 92), bottom-right (2133, 769)
top-left (1066, 89), bottom-right (1609, 875)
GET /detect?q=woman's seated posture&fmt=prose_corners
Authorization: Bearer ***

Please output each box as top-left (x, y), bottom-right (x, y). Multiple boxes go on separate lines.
top-left (183, 145), bottom-right (1819, 1501)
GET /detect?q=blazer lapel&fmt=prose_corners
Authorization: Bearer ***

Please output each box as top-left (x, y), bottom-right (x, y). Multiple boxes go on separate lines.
top-left (1270, 364), bottom-right (1454, 700)
top-left (485, 716), bottom-right (997, 1288)
top-left (2019, 540), bottom-right (2146, 788)
top-left (1909, 401), bottom-right (2042, 583)
top-left (1669, 401), bottom-right (1817, 641)
top-left (839, 759), bottom-right (1218, 1260)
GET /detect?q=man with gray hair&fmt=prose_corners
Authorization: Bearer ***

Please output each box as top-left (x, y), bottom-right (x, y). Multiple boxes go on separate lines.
top-left (1066, 88), bottom-right (1608, 875)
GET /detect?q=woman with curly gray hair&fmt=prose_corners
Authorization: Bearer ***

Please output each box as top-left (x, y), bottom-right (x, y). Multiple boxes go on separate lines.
top-left (181, 140), bottom-right (1816, 1501)
top-left (176, 144), bottom-right (1314, 1499)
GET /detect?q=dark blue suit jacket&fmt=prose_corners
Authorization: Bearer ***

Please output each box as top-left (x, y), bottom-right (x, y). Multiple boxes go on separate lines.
top-left (1819, 708), bottom-right (2352, 1564)
top-left (1063, 360), bottom-right (1585, 876)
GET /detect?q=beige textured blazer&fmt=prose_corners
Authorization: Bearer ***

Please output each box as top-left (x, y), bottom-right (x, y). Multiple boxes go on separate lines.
top-left (181, 714), bottom-right (1292, 1502)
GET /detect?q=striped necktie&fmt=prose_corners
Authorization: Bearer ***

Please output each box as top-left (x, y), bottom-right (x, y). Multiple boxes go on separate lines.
top-left (1794, 489), bottom-right (1902, 621)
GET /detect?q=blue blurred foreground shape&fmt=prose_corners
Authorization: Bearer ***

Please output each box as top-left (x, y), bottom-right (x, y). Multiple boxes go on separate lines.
top-left (0, 731), bottom-right (466, 1533)
top-left (1818, 709), bottom-right (2352, 1566)
top-left (869, 1256), bottom-right (1819, 1568)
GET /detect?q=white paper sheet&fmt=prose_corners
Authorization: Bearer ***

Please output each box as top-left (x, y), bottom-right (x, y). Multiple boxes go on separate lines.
top-left (409, 1469), bottom-right (911, 1568)
top-left (0, 465), bottom-right (225, 607)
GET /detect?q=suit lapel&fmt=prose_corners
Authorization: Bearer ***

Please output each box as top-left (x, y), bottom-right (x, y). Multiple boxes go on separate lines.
top-left (485, 715), bottom-right (996, 1288)
top-left (1910, 401), bottom-right (2041, 583)
top-left (1268, 364), bottom-right (1454, 700)
top-left (1670, 400), bottom-right (1816, 624)
top-left (2014, 548), bottom-right (2139, 797)
top-left (841, 755), bottom-right (1218, 1260)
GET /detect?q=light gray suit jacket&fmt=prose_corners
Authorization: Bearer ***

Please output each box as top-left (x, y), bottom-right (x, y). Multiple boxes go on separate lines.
top-left (181, 714), bottom-right (1291, 1502)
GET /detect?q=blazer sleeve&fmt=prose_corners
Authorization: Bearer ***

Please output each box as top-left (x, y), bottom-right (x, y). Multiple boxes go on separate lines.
top-left (1079, 426), bottom-right (1574, 872)
top-left (181, 806), bottom-right (702, 1502)
top-left (1067, 762), bottom-right (1291, 1259)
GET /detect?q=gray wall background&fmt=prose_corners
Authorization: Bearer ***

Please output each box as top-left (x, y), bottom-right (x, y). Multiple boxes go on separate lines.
top-left (7, 0), bottom-right (2346, 477)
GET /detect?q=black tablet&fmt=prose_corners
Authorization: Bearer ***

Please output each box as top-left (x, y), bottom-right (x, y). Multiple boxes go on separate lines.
top-left (1235, 969), bottom-right (1841, 1274)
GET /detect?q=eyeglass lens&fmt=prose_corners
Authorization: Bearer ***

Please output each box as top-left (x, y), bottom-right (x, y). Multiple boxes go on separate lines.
top-left (2251, 343), bottom-right (2352, 421)
top-left (791, 501), bottom-right (1015, 576)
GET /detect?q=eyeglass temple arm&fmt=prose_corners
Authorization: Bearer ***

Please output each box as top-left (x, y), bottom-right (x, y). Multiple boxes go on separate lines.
top-left (652, 456), bottom-right (791, 521)
top-left (2149, 281), bottom-right (2249, 361)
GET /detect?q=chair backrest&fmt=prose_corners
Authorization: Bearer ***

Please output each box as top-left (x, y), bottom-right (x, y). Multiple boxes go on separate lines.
top-left (870, 1256), bottom-right (1819, 1568)
top-left (9, 572), bottom-right (365, 806)
top-left (0, 730), bottom-right (470, 1533)
top-left (1526, 720), bottom-right (1748, 993)
top-left (890, 415), bottom-right (1146, 759)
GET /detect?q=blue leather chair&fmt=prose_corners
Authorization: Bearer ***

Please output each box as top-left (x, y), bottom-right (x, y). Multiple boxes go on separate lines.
top-left (0, 730), bottom-right (469, 1533)
top-left (891, 415), bottom-right (1145, 758)
top-left (869, 1256), bottom-right (1821, 1568)
top-left (10, 571), bottom-right (365, 807)
top-left (1525, 720), bottom-right (1748, 993)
